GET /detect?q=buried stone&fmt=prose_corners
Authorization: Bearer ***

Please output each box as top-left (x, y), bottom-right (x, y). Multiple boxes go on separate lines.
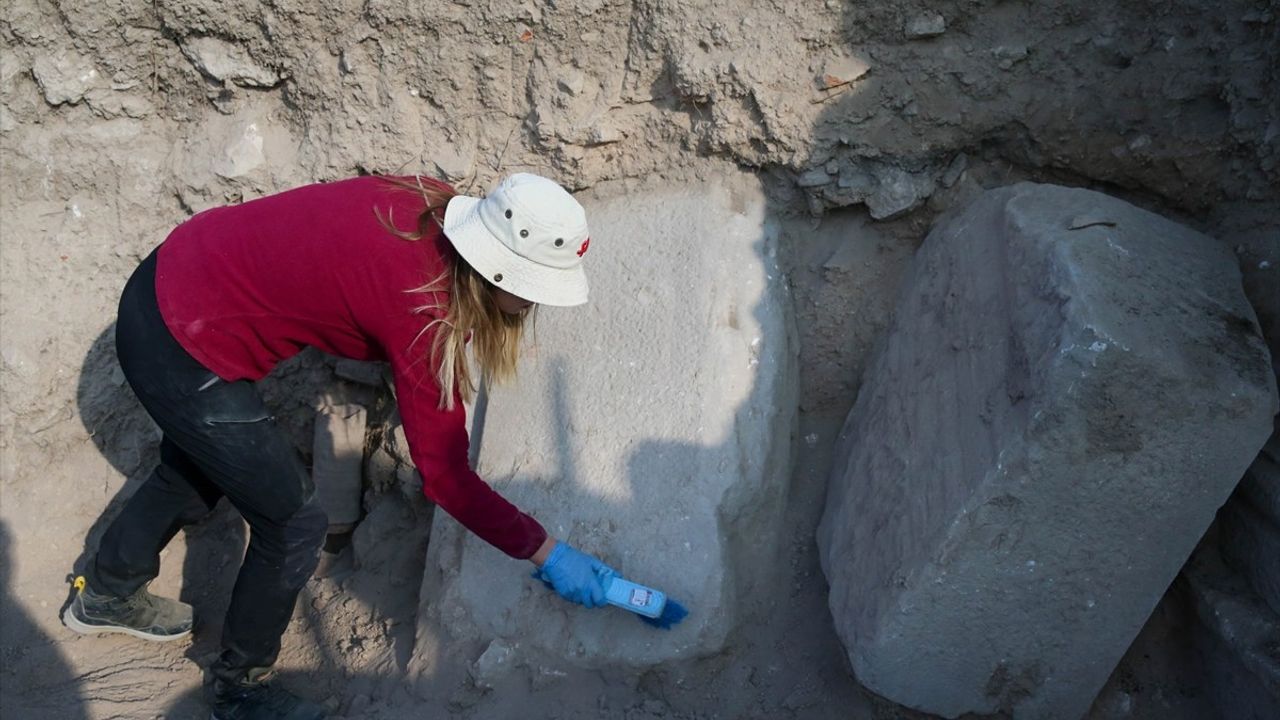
top-left (411, 170), bottom-right (797, 669)
top-left (817, 183), bottom-right (1277, 719)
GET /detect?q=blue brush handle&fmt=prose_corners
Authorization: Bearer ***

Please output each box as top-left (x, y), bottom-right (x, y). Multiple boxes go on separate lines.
top-left (600, 573), bottom-right (667, 619)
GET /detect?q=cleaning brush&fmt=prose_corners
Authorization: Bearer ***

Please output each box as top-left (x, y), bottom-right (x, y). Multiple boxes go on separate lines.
top-left (533, 563), bottom-right (689, 629)
top-left (601, 573), bottom-right (689, 630)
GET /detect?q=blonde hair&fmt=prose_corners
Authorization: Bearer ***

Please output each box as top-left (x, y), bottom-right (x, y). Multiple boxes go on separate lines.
top-left (377, 176), bottom-right (532, 410)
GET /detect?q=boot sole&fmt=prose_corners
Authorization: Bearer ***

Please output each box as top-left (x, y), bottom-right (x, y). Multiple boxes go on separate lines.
top-left (62, 605), bottom-right (192, 643)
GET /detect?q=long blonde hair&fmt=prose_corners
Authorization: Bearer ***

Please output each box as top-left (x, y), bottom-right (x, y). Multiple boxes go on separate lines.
top-left (377, 176), bottom-right (532, 410)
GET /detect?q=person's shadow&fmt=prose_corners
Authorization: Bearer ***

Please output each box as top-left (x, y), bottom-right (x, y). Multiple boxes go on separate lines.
top-left (0, 519), bottom-right (91, 720)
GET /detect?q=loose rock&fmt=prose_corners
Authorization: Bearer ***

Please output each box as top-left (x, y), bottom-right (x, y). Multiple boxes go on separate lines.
top-left (470, 639), bottom-right (516, 690)
top-left (866, 165), bottom-right (935, 219)
top-left (180, 36), bottom-right (282, 87)
top-left (796, 168), bottom-right (830, 188)
top-left (30, 51), bottom-right (99, 105)
top-left (905, 14), bottom-right (946, 39)
top-left (818, 56), bottom-right (871, 89)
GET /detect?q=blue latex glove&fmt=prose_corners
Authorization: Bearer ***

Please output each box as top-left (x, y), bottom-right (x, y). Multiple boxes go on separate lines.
top-left (532, 542), bottom-right (616, 609)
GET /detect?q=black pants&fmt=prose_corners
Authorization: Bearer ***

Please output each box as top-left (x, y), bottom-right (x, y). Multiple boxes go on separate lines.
top-left (88, 250), bottom-right (327, 684)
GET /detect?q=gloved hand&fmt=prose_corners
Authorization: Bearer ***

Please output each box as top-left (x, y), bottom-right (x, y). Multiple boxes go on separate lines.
top-left (532, 542), bottom-right (616, 608)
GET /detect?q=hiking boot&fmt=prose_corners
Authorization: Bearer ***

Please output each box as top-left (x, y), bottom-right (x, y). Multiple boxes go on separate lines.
top-left (209, 671), bottom-right (327, 720)
top-left (62, 575), bottom-right (193, 642)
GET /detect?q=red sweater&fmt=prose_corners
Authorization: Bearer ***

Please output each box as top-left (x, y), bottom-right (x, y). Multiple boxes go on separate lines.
top-left (154, 176), bottom-right (547, 559)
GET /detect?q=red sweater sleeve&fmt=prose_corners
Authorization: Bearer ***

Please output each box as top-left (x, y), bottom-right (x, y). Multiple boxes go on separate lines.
top-left (384, 321), bottom-right (548, 559)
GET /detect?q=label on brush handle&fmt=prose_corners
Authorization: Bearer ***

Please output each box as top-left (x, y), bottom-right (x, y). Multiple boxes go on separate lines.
top-left (603, 575), bottom-right (667, 619)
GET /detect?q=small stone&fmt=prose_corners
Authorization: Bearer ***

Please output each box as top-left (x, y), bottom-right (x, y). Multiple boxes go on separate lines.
top-left (520, 0), bottom-right (542, 24)
top-left (339, 50), bottom-right (355, 75)
top-left (86, 90), bottom-right (153, 119)
top-left (470, 640), bottom-right (515, 690)
top-left (817, 56), bottom-right (871, 89)
top-left (31, 51), bottom-right (99, 105)
top-left (110, 71), bottom-right (139, 90)
top-left (941, 153), bottom-right (968, 188)
top-left (837, 162), bottom-right (874, 192)
top-left (430, 139), bottom-right (475, 183)
top-left (587, 125), bottom-right (623, 145)
top-left (180, 36), bottom-right (281, 87)
top-left (557, 69), bottom-right (586, 96)
top-left (993, 45), bottom-right (1029, 70)
top-left (796, 168), bottom-right (830, 188)
top-left (866, 166), bottom-right (934, 220)
top-left (905, 13), bottom-right (947, 39)
top-left (1126, 135), bottom-right (1152, 153)
top-left (212, 120), bottom-right (266, 179)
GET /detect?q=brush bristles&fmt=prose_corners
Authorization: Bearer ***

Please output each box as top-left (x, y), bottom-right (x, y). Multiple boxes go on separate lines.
top-left (638, 599), bottom-right (689, 630)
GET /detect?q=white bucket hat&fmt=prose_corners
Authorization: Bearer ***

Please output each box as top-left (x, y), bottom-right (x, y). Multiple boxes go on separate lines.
top-left (442, 173), bottom-right (591, 307)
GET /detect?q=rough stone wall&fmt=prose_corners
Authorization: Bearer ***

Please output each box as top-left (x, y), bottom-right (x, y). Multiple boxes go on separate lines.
top-left (5, 1), bottom-right (1277, 205)
top-left (5, 2), bottom-right (1275, 452)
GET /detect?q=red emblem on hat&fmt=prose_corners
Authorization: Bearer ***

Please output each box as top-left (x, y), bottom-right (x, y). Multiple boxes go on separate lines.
top-left (577, 237), bottom-right (590, 257)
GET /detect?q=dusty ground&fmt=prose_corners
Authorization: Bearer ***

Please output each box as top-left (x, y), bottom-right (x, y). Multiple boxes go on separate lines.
top-left (2, 0), bottom-right (1278, 718)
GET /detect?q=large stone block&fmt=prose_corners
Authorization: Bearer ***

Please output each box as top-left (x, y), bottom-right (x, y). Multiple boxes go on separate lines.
top-left (412, 171), bottom-right (796, 668)
top-left (817, 183), bottom-right (1277, 719)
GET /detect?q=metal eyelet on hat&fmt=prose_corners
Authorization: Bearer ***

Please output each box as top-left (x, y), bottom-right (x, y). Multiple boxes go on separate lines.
top-left (494, 273), bottom-right (503, 282)
top-left (519, 229), bottom-right (529, 238)
top-left (554, 238), bottom-right (564, 247)
top-left (505, 209), bottom-right (512, 219)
